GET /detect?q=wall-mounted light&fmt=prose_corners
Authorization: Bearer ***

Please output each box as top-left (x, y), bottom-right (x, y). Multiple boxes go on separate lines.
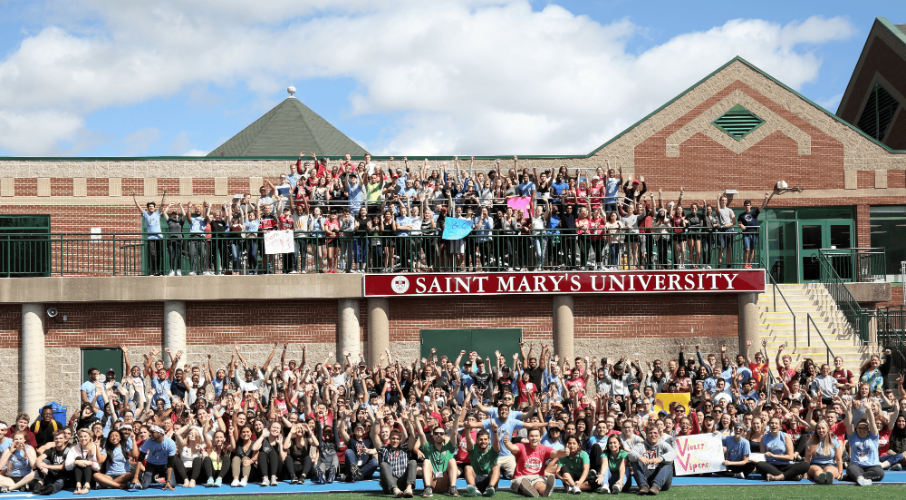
top-left (46, 307), bottom-right (67, 324)
top-left (775, 180), bottom-right (804, 194)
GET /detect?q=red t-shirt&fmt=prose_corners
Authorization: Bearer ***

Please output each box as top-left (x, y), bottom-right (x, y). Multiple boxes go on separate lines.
top-left (879, 427), bottom-right (892, 455)
top-left (749, 363), bottom-right (768, 384)
top-left (832, 369), bottom-right (853, 387)
top-left (455, 430), bottom-right (477, 464)
top-left (829, 421), bottom-right (847, 442)
top-left (514, 443), bottom-right (552, 478)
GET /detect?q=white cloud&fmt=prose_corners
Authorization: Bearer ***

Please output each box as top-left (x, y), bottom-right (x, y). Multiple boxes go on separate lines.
top-left (0, 1), bottom-right (856, 155)
top-left (182, 149), bottom-right (207, 157)
top-left (816, 93), bottom-right (844, 111)
top-left (120, 127), bottom-right (161, 156)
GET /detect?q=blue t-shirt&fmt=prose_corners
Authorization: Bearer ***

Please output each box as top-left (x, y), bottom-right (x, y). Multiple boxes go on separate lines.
top-left (848, 432), bottom-right (879, 467)
top-left (604, 178), bottom-right (620, 203)
top-left (739, 208), bottom-right (760, 233)
top-left (140, 437), bottom-right (177, 466)
top-left (810, 438), bottom-right (840, 465)
top-left (541, 433), bottom-right (565, 451)
top-left (189, 215), bottom-right (207, 234)
top-left (151, 377), bottom-right (171, 407)
top-left (80, 380), bottom-right (97, 405)
top-left (763, 432), bottom-right (790, 465)
top-left (0, 438), bottom-right (11, 455)
top-left (143, 211), bottom-right (163, 239)
top-left (348, 184), bottom-right (364, 209)
top-left (517, 182), bottom-right (536, 197)
top-left (395, 216), bottom-right (413, 237)
top-left (106, 444), bottom-right (131, 475)
top-left (482, 410), bottom-right (524, 458)
top-left (7, 447), bottom-right (33, 477)
top-left (550, 181), bottom-right (568, 199)
top-left (722, 435), bottom-right (751, 462)
top-left (211, 377), bottom-right (225, 397)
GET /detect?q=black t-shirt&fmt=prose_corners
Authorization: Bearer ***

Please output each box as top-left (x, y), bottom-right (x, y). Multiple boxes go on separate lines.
top-left (210, 219), bottom-right (227, 234)
top-left (739, 208), bottom-right (760, 232)
top-left (472, 371), bottom-right (492, 391)
top-left (46, 445), bottom-right (70, 477)
top-left (523, 367), bottom-right (544, 388)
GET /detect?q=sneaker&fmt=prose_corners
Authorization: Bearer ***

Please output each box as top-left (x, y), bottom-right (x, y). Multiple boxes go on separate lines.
top-left (733, 472), bottom-right (745, 479)
top-left (892, 464), bottom-right (904, 471)
top-left (571, 485), bottom-right (581, 494)
top-left (176, 269), bottom-right (182, 276)
top-left (515, 479), bottom-right (538, 498)
top-left (168, 270), bottom-right (176, 276)
top-left (611, 484), bottom-right (621, 494)
top-left (129, 484), bottom-right (141, 491)
top-left (214, 477), bottom-right (222, 487)
top-left (316, 469), bottom-right (326, 484)
top-left (350, 464), bottom-right (362, 482)
top-left (483, 487), bottom-right (495, 497)
top-left (637, 485), bottom-right (649, 495)
top-left (404, 485), bottom-right (414, 498)
top-left (449, 485), bottom-right (459, 497)
top-left (542, 475), bottom-right (556, 497)
top-left (649, 484), bottom-right (659, 495)
top-left (825, 472), bottom-right (834, 485)
top-left (271, 475), bottom-right (279, 486)
top-left (465, 485), bottom-right (478, 497)
top-left (205, 477), bottom-right (214, 487)
top-left (260, 479), bottom-right (270, 487)
top-left (239, 478), bottom-right (248, 487)
top-left (189, 479), bottom-right (196, 488)
top-left (422, 486), bottom-right (433, 498)
top-left (189, 271), bottom-right (197, 276)
top-left (393, 488), bottom-right (404, 498)
top-left (230, 479), bottom-right (240, 487)
top-left (596, 484), bottom-right (610, 494)
top-left (856, 477), bottom-right (869, 486)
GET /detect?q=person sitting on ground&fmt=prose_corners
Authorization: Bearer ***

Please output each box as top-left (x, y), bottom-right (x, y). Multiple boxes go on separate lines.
top-left (627, 424), bottom-right (675, 495)
top-left (463, 415), bottom-right (500, 497)
top-left (504, 427), bottom-right (567, 498)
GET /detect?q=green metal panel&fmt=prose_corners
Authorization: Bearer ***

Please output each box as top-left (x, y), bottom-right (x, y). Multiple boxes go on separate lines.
top-left (712, 105), bottom-right (764, 140)
top-left (0, 215), bottom-right (50, 277)
top-left (419, 329), bottom-right (522, 366)
top-left (420, 329), bottom-right (471, 363)
top-left (857, 83), bottom-right (899, 141)
top-left (81, 348), bottom-right (124, 384)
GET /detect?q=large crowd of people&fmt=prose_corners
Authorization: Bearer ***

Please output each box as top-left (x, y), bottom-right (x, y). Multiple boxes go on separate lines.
top-left (133, 154), bottom-right (771, 275)
top-left (1, 341), bottom-right (904, 496)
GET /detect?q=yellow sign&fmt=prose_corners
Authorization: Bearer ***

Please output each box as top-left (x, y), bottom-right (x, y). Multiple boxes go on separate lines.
top-left (653, 393), bottom-right (691, 415)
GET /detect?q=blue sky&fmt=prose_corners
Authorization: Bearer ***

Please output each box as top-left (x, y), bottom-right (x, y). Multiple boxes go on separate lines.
top-left (0, 0), bottom-right (899, 157)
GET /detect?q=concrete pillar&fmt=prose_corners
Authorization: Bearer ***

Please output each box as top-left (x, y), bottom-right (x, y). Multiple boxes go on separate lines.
top-left (367, 298), bottom-right (389, 368)
top-left (338, 299), bottom-right (361, 360)
top-left (738, 292), bottom-right (760, 355)
top-left (553, 296), bottom-right (574, 363)
top-left (163, 301), bottom-right (187, 367)
top-left (20, 303), bottom-right (45, 414)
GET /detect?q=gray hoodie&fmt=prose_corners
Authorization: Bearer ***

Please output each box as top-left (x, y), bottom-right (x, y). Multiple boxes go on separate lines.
top-left (628, 438), bottom-right (677, 463)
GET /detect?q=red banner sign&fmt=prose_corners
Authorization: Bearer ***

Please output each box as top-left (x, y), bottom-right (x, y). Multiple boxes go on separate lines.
top-left (364, 270), bottom-right (765, 297)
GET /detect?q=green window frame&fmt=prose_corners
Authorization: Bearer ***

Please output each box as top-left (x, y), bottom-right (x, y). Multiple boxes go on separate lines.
top-left (712, 104), bottom-right (765, 140)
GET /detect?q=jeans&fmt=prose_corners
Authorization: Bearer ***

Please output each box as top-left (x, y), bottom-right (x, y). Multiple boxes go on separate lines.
top-left (607, 242), bottom-right (620, 267)
top-left (188, 235), bottom-right (209, 273)
top-left (147, 238), bottom-right (164, 275)
top-left (211, 234), bottom-right (228, 274)
top-left (167, 239), bottom-right (182, 273)
top-left (344, 450), bottom-right (378, 481)
top-left (284, 454), bottom-right (314, 481)
top-left (632, 462), bottom-right (673, 490)
top-left (601, 466), bottom-right (629, 489)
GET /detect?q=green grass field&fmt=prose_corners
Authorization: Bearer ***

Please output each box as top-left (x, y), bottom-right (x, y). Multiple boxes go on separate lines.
top-left (137, 486), bottom-right (906, 500)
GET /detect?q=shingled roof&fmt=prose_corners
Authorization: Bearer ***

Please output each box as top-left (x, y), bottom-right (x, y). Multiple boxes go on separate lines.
top-left (207, 96), bottom-right (368, 157)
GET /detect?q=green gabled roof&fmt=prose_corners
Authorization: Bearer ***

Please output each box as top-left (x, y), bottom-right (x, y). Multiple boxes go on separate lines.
top-left (207, 97), bottom-right (368, 157)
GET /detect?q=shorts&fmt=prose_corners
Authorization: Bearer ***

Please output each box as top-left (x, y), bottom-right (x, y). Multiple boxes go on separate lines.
top-left (510, 475), bottom-right (544, 493)
top-left (743, 233), bottom-right (758, 249)
top-left (496, 456), bottom-right (516, 479)
top-left (327, 239), bottom-right (340, 249)
top-left (673, 233), bottom-right (686, 242)
top-left (718, 228), bottom-right (734, 248)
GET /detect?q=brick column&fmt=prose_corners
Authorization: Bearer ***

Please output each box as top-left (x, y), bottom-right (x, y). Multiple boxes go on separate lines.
top-left (367, 298), bottom-right (389, 368)
top-left (738, 292), bottom-right (759, 355)
top-left (163, 301), bottom-right (187, 366)
top-left (20, 303), bottom-right (45, 414)
top-left (553, 296), bottom-right (574, 363)
top-left (338, 299), bottom-right (361, 360)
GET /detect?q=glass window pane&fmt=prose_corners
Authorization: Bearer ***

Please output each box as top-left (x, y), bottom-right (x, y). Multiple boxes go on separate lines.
top-left (870, 219), bottom-right (906, 281)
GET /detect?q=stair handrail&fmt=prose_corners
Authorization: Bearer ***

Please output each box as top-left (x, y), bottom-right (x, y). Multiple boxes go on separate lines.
top-left (817, 250), bottom-right (865, 342)
top-left (806, 313), bottom-right (836, 366)
top-left (761, 259), bottom-right (798, 348)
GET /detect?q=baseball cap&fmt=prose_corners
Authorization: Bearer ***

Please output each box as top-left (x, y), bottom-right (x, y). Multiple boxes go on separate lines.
top-left (632, 179), bottom-right (640, 184)
top-left (107, 367), bottom-right (116, 374)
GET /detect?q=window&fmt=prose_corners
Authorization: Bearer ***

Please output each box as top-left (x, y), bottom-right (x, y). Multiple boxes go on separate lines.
top-left (869, 205), bottom-right (906, 282)
top-left (857, 83), bottom-right (899, 141)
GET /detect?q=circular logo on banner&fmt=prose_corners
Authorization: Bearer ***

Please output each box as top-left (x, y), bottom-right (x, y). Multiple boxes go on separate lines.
top-left (390, 275), bottom-right (410, 294)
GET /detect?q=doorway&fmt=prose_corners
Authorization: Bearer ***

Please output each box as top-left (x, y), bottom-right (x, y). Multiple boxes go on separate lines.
top-left (800, 221), bottom-right (853, 282)
top-left (762, 207), bottom-right (854, 284)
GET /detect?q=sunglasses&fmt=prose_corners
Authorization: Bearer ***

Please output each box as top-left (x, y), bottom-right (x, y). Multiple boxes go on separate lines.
top-left (433, 432), bottom-right (446, 436)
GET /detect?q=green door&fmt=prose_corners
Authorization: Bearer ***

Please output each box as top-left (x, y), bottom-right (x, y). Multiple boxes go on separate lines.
top-left (764, 219), bottom-right (798, 283)
top-left (81, 348), bottom-right (124, 384)
top-left (800, 220), bottom-right (853, 283)
top-left (420, 329), bottom-right (522, 364)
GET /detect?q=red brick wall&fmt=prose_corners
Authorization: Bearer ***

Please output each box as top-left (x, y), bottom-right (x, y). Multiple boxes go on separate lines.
top-left (228, 178), bottom-right (249, 196)
top-left (0, 305), bottom-right (20, 349)
top-left (185, 300), bottom-right (337, 345)
top-left (87, 179), bottom-right (109, 197)
top-left (158, 178), bottom-right (179, 196)
top-left (193, 178), bottom-right (215, 196)
top-left (122, 178), bottom-right (143, 197)
top-left (889, 170), bottom-right (906, 189)
top-left (878, 286), bottom-right (904, 309)
top-left (15, 178), bottom-right (37, 196)
top-left (636, 80), bottom-right (845, 192)
top-left (856, 204), bottom-right (871, 248)
top-left (857, 171), bottom-right (875, 190)
top-left (574, 294), bottom-right (738, 339)
top-left (45, 302), bottom-right (163, 348)
top-left (51, 178), bottom-right (73, 197)
top-left (387, 296), bottom-right (552, 342)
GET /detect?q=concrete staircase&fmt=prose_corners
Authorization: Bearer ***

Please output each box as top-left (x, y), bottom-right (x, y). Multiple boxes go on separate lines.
top-left (759, 283), bottom-right (872, 373)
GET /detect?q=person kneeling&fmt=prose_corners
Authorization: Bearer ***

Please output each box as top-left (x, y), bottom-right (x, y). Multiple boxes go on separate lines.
top-left (505, 427), bottom-right (567, 498)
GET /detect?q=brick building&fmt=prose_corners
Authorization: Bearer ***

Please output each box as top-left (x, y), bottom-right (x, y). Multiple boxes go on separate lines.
top-left (0, 28), bottom-right (904, 422)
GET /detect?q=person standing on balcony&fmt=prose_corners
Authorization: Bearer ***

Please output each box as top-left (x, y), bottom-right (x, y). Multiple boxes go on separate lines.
top-left (186, 201), bottom-right (212, 276)
top-left (738, 192), bottom-right (774, 269)
top-left (716, 194), bottom-right (736, 269)
top-left (132, 190), bottom-right (167, 276)
top-left (163, 202), bottom-right (185, 276)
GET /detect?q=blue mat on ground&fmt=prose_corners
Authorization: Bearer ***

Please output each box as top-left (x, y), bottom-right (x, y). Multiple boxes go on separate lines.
top-left (5, 472), bottom-right (906, 498)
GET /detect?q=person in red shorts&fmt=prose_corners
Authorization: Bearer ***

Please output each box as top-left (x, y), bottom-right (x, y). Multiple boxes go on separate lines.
top-left (504, 428), bottom-right (567, 498)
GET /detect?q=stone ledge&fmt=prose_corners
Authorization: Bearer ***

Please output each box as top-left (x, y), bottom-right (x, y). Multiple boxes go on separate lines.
top-left (0, 274), bottom-right (364, 303)
top-left (845, 281), bottom-right (892, 304)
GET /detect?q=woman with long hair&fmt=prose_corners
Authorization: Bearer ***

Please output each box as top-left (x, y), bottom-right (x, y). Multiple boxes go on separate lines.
top-left (556, 435), bottom-right (591, 493)
top-left (283, 423), bottom-right (315, 484)
top-left (229, 425), bottom-right (257, 487)
top-left (0, 431), bottom-right (37, 493)
top-left (859, 350), bottom-right (892, 393)
top-left (64, 429), bottom-right (100, 495)
top-left (754, 416), bottom-right (808, 481)
top-left (173, 424), bottom-right (213, 488)
top-left (805, 420), bottom-right (843, 484)
top-left (94, 429), bottom-right (135, 489)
